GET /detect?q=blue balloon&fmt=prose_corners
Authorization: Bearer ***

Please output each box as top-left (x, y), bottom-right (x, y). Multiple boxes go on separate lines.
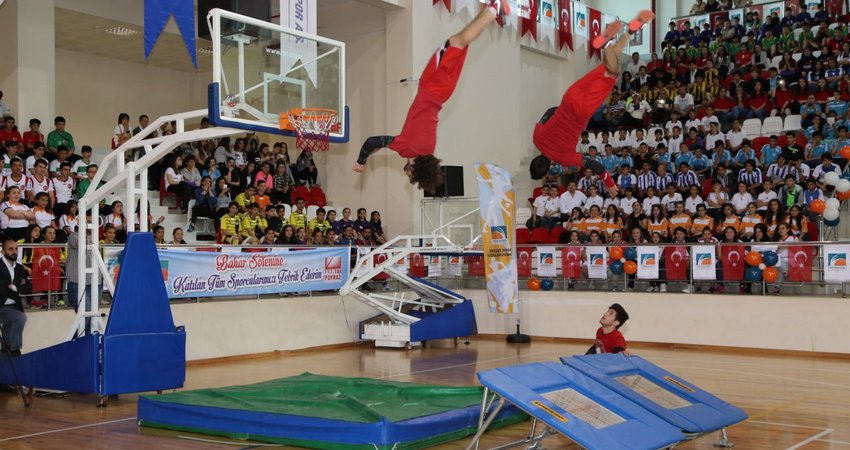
top-left (548, 163), bottom-right (563, 176)
top-left (540, 279), bottom-right (554, 291)
top-left (762, 251), bottom-right (779, 267)
top-left (624, 247), bottom-right (638, 261)
top-left (825, 218), bottom-right (841, 227)
top-left (745, 267), bottom-right (763, 282)
top-left (610, 260), bottom-right (625, 275)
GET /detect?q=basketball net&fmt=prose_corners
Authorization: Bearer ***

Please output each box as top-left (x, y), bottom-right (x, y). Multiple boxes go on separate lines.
top-left (286, 108), bottom-right (339, 153)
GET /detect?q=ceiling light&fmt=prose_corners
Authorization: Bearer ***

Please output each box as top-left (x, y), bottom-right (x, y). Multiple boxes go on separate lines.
top-left (197, 47), bottom-right (213, 54)
top-left (104, 26), bottom-right (139, 37)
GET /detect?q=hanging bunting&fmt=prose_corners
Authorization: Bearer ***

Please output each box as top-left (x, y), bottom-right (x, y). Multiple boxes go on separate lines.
top-left (573, 2), bottom-right (588, 50)
top-left (144, 0), bottom-right (197, 68)
top-left (433, 0), bottom-right (451, 11)
top-left (456, 0), bottom-right (478, 18)
top-left (520, 0), bottom-right (539, 41)
top-left (538, 0), bottom-right (555, 46)
top-left (557, 0), bottom-right (573, 51)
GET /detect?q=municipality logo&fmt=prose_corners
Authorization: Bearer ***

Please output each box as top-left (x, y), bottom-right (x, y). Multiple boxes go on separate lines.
top-left (590, 254), bottom-right (604, 265)
top-left (324, 256), bottom-right (342, 282)
top-left (640, 254), bottom-right (656, 266)
top-left (828, 253), bottom-right (847, 268)
top-left (490, 226), bottom-right (508, 243)
top-left (539, 253), bottom-right (554, 264)
top-left (696, 253), bottom-right (713, 266)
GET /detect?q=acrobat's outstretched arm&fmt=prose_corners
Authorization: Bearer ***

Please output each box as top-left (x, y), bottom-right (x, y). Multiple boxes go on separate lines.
top-left (353, 135), bottom-right (395, 172)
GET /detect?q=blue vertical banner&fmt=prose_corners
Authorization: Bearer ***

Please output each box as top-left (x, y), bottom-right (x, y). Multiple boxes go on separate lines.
top-left (475, 163), bottom-right (518, 314)
top-left (145, 0), bottom-right (197, 69)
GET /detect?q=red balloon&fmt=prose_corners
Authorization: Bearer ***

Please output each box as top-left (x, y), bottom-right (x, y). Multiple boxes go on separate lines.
top-left (763, 266), bottom-right (780, 283)
top-left (841, 145), bottom-right (850, 160)
top-left (838, 191), bottom-right (850, 201)
top-left (609, 246), bottom-right (624, 261)
top-left (527, 278), bottom-right (541, 291)
top-left (624, 260), bottom-right (637, 275)
top-left (745, 251), bottom-right (763, 266)
top-left (810, 199), bottom-right (826, 215)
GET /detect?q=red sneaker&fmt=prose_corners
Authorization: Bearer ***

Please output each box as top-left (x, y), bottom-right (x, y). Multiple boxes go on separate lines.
top-left (629, 10), bottom-right (655, 34)
top-left (592, 21), bottom-right (622, 50)
top-left (31, 299), bottom-right (47, 309)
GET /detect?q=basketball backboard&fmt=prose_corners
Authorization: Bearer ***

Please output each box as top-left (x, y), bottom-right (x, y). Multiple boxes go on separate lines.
top-left (207, 8), bottom-right (349, 143)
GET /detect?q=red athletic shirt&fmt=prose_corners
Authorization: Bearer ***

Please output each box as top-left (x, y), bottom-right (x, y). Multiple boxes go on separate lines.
top-left (592, 327), bottom-right (627, 354)
top-left (0, 129), bottom-right (22, 144)
top-left (22, 131), bottom-right (43, 148)
top-left (388, 90), bottom-right (440, 158)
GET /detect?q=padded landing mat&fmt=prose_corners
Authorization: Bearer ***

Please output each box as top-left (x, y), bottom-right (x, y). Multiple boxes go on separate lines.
top-left (138, 373), bottom-right (525, 449)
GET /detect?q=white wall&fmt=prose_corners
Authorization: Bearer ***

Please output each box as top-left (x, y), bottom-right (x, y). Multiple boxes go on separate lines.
top-left (54, 49), bottom-right (210, 151)
top-left (23, 290), bottom-right (850, 359)
top-left (468, 290), bottom-right (850, 354)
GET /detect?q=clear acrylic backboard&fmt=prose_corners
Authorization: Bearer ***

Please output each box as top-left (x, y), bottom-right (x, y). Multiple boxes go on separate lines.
top-left (207, 8), bottom-right (348, 142)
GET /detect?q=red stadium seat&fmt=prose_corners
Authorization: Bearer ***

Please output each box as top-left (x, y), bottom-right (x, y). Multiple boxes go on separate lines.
top-left (293, 185), bottom-right (311, 204)
top-left (529, 227), bottom-right (549, 244)
top-left (751, 137), bottom-right (770, 158)
top-left (548, 227), bottom-right (564, 243)
top-left (528, 187), bottom-right (543, 205)
top-left (516, 228), bottom-right (531, 245)
top-left (159, 178), bottom-right (181, 209)
top-left (309, 186), bottom-right (327, 207)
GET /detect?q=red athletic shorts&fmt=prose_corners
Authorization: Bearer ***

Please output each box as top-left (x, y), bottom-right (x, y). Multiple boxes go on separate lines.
top-left (389, 45), bottom-right (470, 158)
top-left (533, 65), bottom-right (616, 167)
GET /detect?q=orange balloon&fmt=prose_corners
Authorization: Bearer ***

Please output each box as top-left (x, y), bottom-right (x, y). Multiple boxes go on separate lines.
top-left (609, 246), bottom-right (624, 261)
top-left (841, 145), bottom-right (850, 160)
top-left (624, 260), bottom-right (638, 275)
top-left (838, 191), bottom-right (850, 201)
top-left (527, 278), bottom-right (541, 291)
top-left (810, 199), bottom-right (826, 215)
top-left (763, 266), bottom-right (780, 283)
top-left (745, 251), bottom-right (763, 266)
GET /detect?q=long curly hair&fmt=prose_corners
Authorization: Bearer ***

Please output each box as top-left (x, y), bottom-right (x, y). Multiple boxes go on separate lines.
top-left (409, 155), bottom-right (443, 194)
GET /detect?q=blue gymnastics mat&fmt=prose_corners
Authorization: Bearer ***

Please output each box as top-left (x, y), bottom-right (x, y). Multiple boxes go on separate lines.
top-left (138, 373), bottom-right (526, 449)
top-left (562, 354), bottom-right (748, 434)
top-left (476, 362), bottom-right (685, 450)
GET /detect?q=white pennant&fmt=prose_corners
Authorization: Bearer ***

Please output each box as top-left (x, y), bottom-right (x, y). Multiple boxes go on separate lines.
top-left (456, 0), bottom-right (478, 18)
top-left (538, 21), bottom-right (555, 47)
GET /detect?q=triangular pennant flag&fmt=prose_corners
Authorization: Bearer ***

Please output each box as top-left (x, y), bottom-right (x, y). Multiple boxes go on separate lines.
top-left (144, 0), bottom-right (197, 69)
top-left (456, 0), bottom-right (477, 18)
top-left (433, 0), bottom-right (452, 11)
top-left (558, 0), bottom-right (573, 51)
top-left (588, 7), bottom-right (602, 59)
top-left (521, 0), bottom-right (539, 40)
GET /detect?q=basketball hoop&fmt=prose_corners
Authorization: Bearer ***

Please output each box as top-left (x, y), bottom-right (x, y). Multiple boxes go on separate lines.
top-left (282, 108), bottom-right (339, 153)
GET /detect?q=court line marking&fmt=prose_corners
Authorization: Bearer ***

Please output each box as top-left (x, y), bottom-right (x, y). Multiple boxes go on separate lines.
top-left (815, 438), bottom-right (850, 446)
top-left (746, 396), bottom-right (808, 422)
top-left (660, 364), bottom-right (850, 391)
top-left (648, 354), bottom-right (850, 375)
top-left (784, 428), bottom-right (833, 450)
top-left (0, 417), bottom-right (136, 442)
top-left (749, 420), bottom-right (829, 430)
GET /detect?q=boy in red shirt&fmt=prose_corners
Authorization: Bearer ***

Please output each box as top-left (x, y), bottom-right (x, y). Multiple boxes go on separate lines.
top-left (529, 11), bottom-right (655, 198)
top-left (352, 0), bottom-right (510, 193)
top-left (586, 303), bottom-right (630, 355)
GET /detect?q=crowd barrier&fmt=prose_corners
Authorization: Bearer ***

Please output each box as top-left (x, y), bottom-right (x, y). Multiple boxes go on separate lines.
top-left (15, 240), bottom-right (850, 312)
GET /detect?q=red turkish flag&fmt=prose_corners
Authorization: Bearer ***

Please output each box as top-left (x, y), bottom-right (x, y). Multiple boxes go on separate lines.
top-left (466, 255), bottom-right (485, 277)
top-left (676, 18), bottom-right (691, 32)
top-left (746, 4), bottom-right (763, 18)
top-left (521, 0), bottom-right (539, 41)
top-left (827, 0), bottom-right (842, 18)
top-left (587, 7), bottom-right (602, 59)
top-left (373, 254), bottom-right (389, 281)
top-left (409, 253), bottom-right (426, 278)
top-left (557, 0), bottom-right (573, 51)
top-left (433, 0), bottom-right (451, 11)
top-left (784, 0), bottom-right (800, 16)
top-left (664, 246), bottom-right (689, 281)
top-left (721, 245), bottom-right (746, 281)
top-left (710, 12), bottom-right (728, 31)
top-left (32, 246), bottom-right (62, 292)
top-left (787, 246), bottom-right (814, 283)
top-left (517, 248), bottom-right (533, 277)
top-left (562, 246), bottom-right (582, 279)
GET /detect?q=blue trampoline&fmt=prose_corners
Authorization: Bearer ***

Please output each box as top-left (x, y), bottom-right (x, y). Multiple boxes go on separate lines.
top-left (561, 354), bottom-right (748, 435)
top-left (469, 362), bottom-right (685, 450)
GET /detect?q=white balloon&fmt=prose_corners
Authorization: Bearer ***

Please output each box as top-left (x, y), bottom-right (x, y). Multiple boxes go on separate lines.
top-left (824, 207), bottom-right (840, 221)
top-left (827, 198), bottom-right (841, 210)
top-left (825, 172), bottom-right (841, 186)
top-left (837, 179), bottom-right (850, 193)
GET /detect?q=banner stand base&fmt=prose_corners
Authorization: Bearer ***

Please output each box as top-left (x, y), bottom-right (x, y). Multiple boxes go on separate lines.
top-left (506, 322), bottom-right (531, 344)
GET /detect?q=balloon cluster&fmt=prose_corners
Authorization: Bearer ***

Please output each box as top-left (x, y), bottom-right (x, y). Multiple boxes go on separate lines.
top-left (548, 163), bottom-right (563, 177)
top-left (609, 246), bottom-right (638, 275)
top-left (818, 172), bottom-right (850, 227)
top-left (527, 278), bottom-right (554, 291)
top-left (744, 250), bottom-right (779, 282)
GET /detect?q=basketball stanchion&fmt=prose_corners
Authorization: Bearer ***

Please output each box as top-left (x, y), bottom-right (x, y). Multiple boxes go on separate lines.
top-left (0, 328), bottom-right (30, 408)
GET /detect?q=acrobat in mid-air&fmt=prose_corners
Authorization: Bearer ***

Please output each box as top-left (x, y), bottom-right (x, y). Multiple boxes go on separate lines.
top-left (530, 10), bottom-right (655, 197)
top-left (352, 0), bottom-right (510, 193)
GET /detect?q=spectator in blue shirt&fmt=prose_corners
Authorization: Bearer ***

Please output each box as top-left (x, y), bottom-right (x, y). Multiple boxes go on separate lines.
top-left (689, 147), bottom-right (711, 177)
top-left (805, 115), bottom-right (824, 140)
top-left (827, 92), bottom-right (848, 118)
top-left (825, 59), bottom-right (844, 92)
top-left (760, 135), bottom-right (782, 168)
top-left (664, 21), bottom-right (681, 47)
top-left (832, 126), bottom-right (850, 164)
top-left (654, 144), bottom-right (674, 172)
top-left (675, 147), bottom-right (693, 168)
top-left (814, 9), bottom-right (829, 23)
top-left (806, 132), bottom-right (830, 166)
top-left (618, 148), bottom-right (634, 169)
top-left (712, 142), bottom-right (732, 169)
top-left (795, 5), bottom-right (811, 28)
top-left (800, 95), bottom-right (822, 129)
top-left (734, 140), bottom-right (757, 170)
top-left (601, 145), bottom-right (620, 174)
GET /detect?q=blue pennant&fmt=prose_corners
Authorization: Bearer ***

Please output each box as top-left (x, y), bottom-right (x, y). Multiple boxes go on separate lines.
top-left (144, 0), bottom-right (197, 69)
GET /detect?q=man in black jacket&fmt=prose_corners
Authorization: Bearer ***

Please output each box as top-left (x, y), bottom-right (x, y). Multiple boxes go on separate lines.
top-left (0, 239), bottom-right (29, 356)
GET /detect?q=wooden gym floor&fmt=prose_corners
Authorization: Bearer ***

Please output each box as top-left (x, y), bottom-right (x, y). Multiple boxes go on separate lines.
top-left (0, 339), bottom-right (848, 449)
